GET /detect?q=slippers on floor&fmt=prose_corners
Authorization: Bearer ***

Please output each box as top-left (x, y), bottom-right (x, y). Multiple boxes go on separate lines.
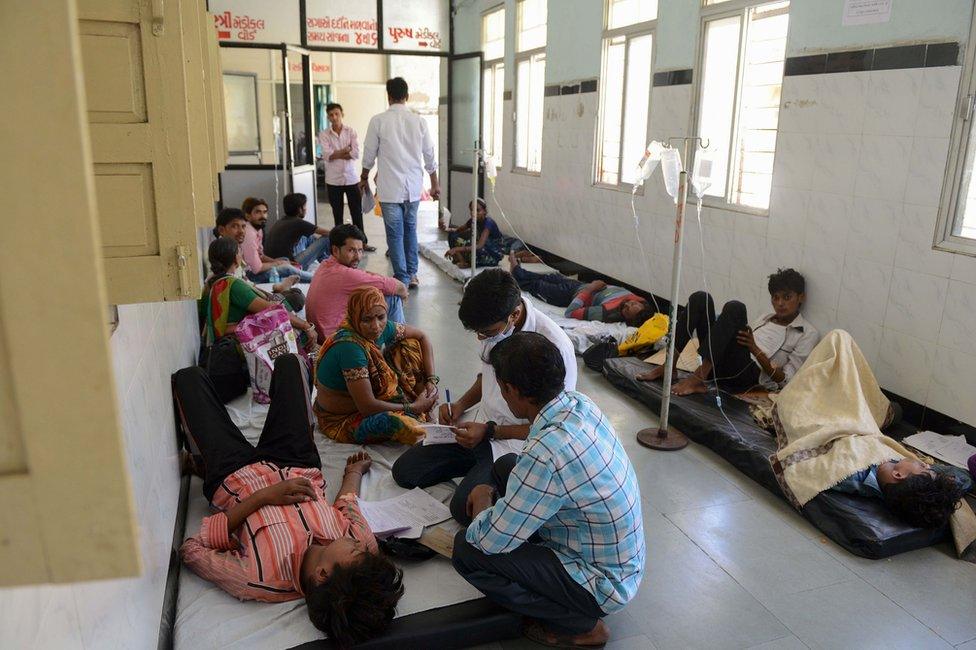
top-left (522, 619), bottom-right (608, 649)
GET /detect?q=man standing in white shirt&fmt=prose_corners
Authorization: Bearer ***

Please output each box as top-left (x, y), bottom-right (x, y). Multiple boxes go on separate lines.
top-left (391, 269), bottom-right (577, 524)
top-left (360, 77), bottom-right (440, 288)
top-left (319, 103), bottom-right (375, 252)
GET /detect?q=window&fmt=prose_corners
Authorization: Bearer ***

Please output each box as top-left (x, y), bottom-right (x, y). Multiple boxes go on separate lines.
top-left (482, 7), bottom-right (506, 168)
top-left (694, 0), bottom-right (789, 211)
top-left (937, 12), bottom-right (976, 253)
top-left (596, 0), bottom-right (656, 187)
top-left (515, 0), bottom-right (547, 173)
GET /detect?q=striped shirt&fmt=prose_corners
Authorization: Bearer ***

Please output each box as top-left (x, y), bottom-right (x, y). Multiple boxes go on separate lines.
top-left (180, 461), bottom-right (377, 602)
top-left (466, 391), bottom-right (645, 613)
top-left (566, 284), bottom-right (646, 323)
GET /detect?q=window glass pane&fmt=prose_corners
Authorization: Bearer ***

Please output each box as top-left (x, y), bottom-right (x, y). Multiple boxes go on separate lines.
top-left (608, 0), bottom-right (658, 29)
top-left (483, 67), bottom-right (495, 162)
top-left (518, 0), bottom-right (547, 51)
top-left (493, 64), bottom-right (505, 167)
top-left (697, 15), bottom-right (741, 198)
top-left (621, 34), bottom-right (653, 185)
top-left (598, 38), bottom-right (626, 184)
top-left (483, 8), bottom-right (506, 61)
top-left (730, 1), bottom-right (788, 209)
top-left (528, 54), bottom-right (546, 171)
top-left (955, 123), bottom-right (976, 238)
top-left (516, 58), bottom-right (530, 168)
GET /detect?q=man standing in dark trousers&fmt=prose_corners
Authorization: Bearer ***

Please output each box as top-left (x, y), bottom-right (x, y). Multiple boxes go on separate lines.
top-left (453, 332), bottom-right (645, 648)
top-left (319, 103), bottom-right (375, 251)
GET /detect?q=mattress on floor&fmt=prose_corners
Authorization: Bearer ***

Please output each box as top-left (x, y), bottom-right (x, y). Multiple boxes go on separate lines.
top-left (175, 395), bottom-right (488, 650)
top-left (418, 240), bottom-right (492, 282)
top-left (602, 357), bottom-right (949, 559)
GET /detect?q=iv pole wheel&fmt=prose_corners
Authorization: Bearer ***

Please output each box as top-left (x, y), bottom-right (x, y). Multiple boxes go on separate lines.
top-left (636, 426), bottom-right (689, 451)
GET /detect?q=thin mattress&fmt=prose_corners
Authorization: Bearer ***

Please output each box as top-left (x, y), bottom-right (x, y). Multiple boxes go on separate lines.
top-left (174, 394), bottom-right (487, 649)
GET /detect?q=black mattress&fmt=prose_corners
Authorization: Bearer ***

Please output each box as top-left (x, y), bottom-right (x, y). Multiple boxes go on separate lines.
top-left (603, 357), bottom-right (949, 559)
top-left (289, 598), bottom-right (521, 649)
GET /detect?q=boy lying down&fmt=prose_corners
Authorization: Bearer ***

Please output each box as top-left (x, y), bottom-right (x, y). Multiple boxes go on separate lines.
top-left (175, 354), bottom-right (403, 646)
top-left (771, 330), bottom-right (972, 530)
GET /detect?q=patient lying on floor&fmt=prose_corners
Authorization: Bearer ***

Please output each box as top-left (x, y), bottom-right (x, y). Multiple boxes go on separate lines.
top-left (639, 268), bottom-right (819, 395)
top-left (442, 198), bottom-right (538, 268)
top-left (771, 329), bottom-right (971, 530)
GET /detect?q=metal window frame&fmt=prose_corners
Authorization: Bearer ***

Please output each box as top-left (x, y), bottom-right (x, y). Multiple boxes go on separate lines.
top-left (513, 49), bottom-right (546, 174)
top-left (594, 1), bottom-right (657, 192)
top-left (516, 0), bottom-right (548, 54)
top-left (934, 7), bottom-right (976, 256)
top-left (690, 0), bottom-right (789, 217)
top-left (481, 4), bottom-right (506, 65)
top-left (481, 5), bottom-right (506, 165)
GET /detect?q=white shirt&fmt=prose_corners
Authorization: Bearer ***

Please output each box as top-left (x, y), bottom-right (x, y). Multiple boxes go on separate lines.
top-left (361, 103), bottom-right (436, 203)
top-left (477, 297), bottom-right (578, 460)
top-left (749, 311), bottom-right (820, 389)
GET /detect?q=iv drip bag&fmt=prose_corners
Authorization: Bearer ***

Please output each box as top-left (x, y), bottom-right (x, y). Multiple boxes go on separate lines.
top-left (692, 153), bottom-right (714, 198)
top-left (661, 148), bottom-right (682, 202)
top-left (636, 140), bottom-right (666, 187)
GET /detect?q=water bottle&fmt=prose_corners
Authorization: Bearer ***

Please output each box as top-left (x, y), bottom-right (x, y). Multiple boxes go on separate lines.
top-left (269, 265), bottom-right (280, 284)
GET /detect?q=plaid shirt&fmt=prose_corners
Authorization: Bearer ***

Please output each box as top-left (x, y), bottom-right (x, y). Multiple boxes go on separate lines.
top-left (466, 391), bottom-right (645, 613)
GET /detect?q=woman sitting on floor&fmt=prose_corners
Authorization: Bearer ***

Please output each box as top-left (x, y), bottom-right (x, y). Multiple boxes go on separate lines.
top-left (314, 286), bottom-right (438, 444)
top-left (772, 329), bottom-right (972, 532)
top-left (443, 198), bottom-right (539, 268)
top-left (202, 237), bottom-right (317, 348)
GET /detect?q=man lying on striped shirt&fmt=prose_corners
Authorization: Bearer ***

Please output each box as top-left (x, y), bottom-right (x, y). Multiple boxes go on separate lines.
top-left (175, 354), bottom-right (403, 646)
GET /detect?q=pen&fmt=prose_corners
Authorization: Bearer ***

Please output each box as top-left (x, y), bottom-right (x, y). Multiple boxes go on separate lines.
top-left (446, 389), bottom-right (453, 421)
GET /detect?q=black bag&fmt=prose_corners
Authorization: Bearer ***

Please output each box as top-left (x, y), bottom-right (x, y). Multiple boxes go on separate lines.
top-left (582, 336), bottom-right (619, 372)
top-left (199, 335), bottom-right (249, 403)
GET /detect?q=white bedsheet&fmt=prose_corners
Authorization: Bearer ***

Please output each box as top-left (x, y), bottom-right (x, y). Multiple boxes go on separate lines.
top-left (175, 394), bottom-right (483, 650)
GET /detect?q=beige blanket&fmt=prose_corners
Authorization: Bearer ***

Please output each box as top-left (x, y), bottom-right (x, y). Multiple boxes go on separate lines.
top-left (770, 330), bottom-right (976, 558)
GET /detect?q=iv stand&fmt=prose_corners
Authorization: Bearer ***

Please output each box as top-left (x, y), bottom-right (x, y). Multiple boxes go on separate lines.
top-left (637, 136), bottom-right (707, 452)
top-left (460, 140), bottom-right (480, 282)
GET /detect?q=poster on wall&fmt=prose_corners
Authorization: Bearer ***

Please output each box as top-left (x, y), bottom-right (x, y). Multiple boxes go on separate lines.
top-left (382, 0), bottom-right (449, 52)
top-left (842, 0), bottom-right (892, 26)
top-left (209, 0), bottom-right (301, 44)
top-left (305, 0), bottom-right (378, 49)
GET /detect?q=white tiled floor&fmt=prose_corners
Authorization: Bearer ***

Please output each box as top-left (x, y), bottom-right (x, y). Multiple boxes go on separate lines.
top-left (366, 204), bottom-right (976, 650)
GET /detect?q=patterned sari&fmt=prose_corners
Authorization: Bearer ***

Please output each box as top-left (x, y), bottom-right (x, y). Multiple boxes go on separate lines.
top-left (313, 287), bottom-right (428, 444)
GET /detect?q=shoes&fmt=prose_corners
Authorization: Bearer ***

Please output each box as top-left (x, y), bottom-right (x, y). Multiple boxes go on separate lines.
top-left (364, 245), bottom-right (377, 252)
top-left (409, 276), bottom-right (419, 289)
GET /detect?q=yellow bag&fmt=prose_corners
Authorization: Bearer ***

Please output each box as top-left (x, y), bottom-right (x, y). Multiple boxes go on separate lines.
top-left (617, 313), bottom-right (669, 355)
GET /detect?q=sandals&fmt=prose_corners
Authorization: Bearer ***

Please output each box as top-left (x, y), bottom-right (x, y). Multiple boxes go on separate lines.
top-left (522, 619), bottom-right (608, 649)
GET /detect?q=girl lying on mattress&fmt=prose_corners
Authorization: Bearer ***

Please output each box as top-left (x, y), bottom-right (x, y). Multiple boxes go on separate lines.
top-left (771, 329), bottom-right (973, 534)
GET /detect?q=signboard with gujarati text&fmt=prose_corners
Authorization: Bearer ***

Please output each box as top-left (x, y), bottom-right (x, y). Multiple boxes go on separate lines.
top-left (209, 0), bottom-right (300, 44)
top-left (305, 0), bottom-right (379, 49)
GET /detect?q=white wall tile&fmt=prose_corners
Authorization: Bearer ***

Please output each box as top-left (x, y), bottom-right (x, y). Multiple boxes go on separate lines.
top-left (837, 256), bottom-right (892, 327)
top-left (895, 203), bottom-right (954, 277)
top-left (916, 67), bottom-right (962, 138)
top-left (938, 279), bottom-right (976, 353)
top-left (876, 329), bottom-right (936, 402)
top-left (951, 253), bottom-right (976, 284)
top-left (927, 345), bottom-right (976, 424)
top-left (811, 134), bottom-right (861, 195)
top-left (779, 75), bottom-right (826, 134)
top-left (771, 132), bottom-right (817, 190)
top-left (767, 187), bottom-right (810, 241)
top-left (803, 192), bottom-right (852, 250)
top-left (820, 71), bottom-right (869, 135)
top-left (846, 197), bottom-right (901, 266)
top-left (854, 135), bottom-right (912, 200)
top-left (903, 137), bottom-right (951, 207)
top-left (883, 268), bottom-right (948, 342)
top-left (863, 69), bottom-right (922, 137)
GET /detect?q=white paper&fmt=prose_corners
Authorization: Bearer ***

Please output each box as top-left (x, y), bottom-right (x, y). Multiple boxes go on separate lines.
top-left (358, 488), bottom-right (452, 538)
top-left (842, 0), bottom-right (891, 26)
top-left (421, 423), bottom-right (458, 446)
top-left (903, 430), bottom-right (976, 470)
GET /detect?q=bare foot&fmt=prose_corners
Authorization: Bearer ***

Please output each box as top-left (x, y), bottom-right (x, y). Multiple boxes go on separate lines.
top-left (508, 251), bottom-right (520, 270)
top-left (672, 375), bottom-right (708, 396)
top-left (523, 618), bottom-right (610, 648)
top-left (517, 251), bottom-right (542, 263)
top-left (636, 365), bottom-right (665, 382)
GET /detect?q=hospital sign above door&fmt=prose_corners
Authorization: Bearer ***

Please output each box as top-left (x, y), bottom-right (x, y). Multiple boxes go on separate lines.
top-left (210, 0), bottom-right (301, 44)
top-left (306, 0), bottom-right (378, 49)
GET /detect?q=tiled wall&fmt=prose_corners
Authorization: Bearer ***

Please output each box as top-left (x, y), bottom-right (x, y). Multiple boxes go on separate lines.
top-left (0, 300), bottom-right (199, 648)
top-left (489, 62), bottom-right (976, 427)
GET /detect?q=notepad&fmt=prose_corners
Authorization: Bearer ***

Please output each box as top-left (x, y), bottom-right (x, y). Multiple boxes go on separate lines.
top-left (421, 423), bottom-right (458, 445)
top-left (358, 488), bottom-right (452, 538)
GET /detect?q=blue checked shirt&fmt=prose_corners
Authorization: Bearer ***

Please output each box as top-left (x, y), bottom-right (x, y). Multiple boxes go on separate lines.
top-left (466, 391), bottom-right (645, 612)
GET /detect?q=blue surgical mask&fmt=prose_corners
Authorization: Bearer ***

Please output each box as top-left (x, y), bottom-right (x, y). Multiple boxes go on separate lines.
top-left (483, 321), bottom-right (515, 347)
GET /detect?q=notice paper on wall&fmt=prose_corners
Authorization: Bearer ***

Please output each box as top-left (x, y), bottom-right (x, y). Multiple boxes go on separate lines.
top-left (902, 430), bottom-right (976, 470)
top-left (421, 423), bottom-right (458, 446)
top-left (842, 0), bottom-right (892, 26)
top-left (358, 488), bottom-right (452, 538)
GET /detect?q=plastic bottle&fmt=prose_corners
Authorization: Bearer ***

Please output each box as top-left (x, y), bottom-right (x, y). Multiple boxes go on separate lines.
top-left (269, 265), bottom-right (280, 284)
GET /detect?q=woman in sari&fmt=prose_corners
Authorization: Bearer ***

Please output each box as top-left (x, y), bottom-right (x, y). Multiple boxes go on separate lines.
top-left (201, 237), bottom-right (317, 348)
top-left (314, 286), bottom-right (438, 444)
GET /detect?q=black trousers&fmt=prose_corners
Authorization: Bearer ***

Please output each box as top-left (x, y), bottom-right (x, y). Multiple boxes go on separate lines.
top-left (391, 437), bottom-right (497, 525)
top-left (327, 183), bottom-right (365, 240)
top-left (173, 353), bottom-right (320, 502)
top-left (676, 291), bottom-right (761, 393)
top-left (510, 266), bottom-right (584, 307)
top-left (452, 454), bottom-right (605, 635)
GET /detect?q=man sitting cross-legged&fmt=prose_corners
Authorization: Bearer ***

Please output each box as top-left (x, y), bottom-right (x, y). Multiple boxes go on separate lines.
top-left (453, 332), bottom-right (645, 649)
top-left (639, 268), bottom-right (819, 395)
top-left (175, 353), bottom-right (403, 646)
top-left (391, 268), bottom-right (577, 524)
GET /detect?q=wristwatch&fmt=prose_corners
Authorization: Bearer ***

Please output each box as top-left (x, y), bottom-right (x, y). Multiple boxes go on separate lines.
top-left (485, 420), bottom-right (497, 440)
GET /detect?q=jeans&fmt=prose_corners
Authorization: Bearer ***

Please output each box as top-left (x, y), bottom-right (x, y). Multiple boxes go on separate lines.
top-left (452, 455), bottom-right (605, 635)
top-left (380, 201), bottom-right (419, 284)
top-left (327, 183), bottom-right (366, 240)
top-left (386, 295), bottom-right (405, 325)
top-left (173, 354), bottom-right (319, 502)
top-left (391, 437), bottom-right (496, 525)
top-left (677, 291), bottom-right (761, 393)
top-left (293, 236), bottom-right (330, 270)
top-left (511, 266), bottom-right (584, 307)
top-left (247, 263), bottom-right (314, 284)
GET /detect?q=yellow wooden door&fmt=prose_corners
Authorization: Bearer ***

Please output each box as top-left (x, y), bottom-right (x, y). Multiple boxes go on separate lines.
top-left (78, 0), bottom-right (203, 304)
top-left (0, 0), bottom-right (139, 586)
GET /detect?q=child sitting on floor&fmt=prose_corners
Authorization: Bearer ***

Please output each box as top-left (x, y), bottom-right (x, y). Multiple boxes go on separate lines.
top-left (442, 198), bottom-right (539, 268)
top-left (639, 268), bottom-right (819, 396)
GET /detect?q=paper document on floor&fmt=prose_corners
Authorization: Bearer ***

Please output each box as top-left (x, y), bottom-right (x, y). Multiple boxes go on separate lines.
top-left (421, 423), bottom-right (458, 445)
top-left (903, 431), bottom-right (976, 470)
top-left (358, 488), bottom-right (452, 537)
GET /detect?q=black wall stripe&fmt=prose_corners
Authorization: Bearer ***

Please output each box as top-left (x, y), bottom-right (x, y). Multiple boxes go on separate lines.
top-left (785, 41), bottom-right (959, 76)
top-left (543, 78), bottom-right (599, 97)
top-left (652, 69), bottom-right (693, 86)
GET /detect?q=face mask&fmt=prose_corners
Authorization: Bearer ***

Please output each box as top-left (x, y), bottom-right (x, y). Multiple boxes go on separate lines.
top-left (482, 320), bottom-right (516, 347)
